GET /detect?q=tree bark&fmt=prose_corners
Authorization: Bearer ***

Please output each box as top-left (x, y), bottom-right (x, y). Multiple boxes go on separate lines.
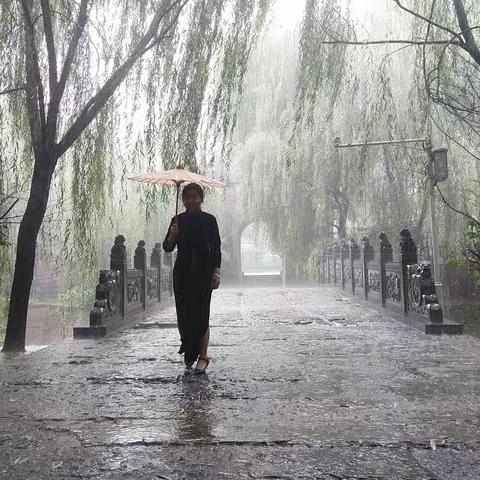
top-left (2, 153), bottom-right (55, 352)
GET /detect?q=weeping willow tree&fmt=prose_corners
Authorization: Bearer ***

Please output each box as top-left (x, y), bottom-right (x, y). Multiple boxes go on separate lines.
top-left (0, 0), bottom-right (271, 351)
top-left (310, 0), bottom-right (480, 266)
top-left (233, 0), bottom-right (479, 280)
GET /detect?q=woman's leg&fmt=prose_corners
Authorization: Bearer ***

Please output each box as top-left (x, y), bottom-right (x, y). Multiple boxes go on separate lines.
top-left (196, 327), bottom-right (210, 369)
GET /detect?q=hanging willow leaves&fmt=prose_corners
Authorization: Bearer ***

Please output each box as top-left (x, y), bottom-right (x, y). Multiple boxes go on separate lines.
top-left (0, 0), bottom-right (273, 350)
top-left (0, 0), bottom-right (272, 270)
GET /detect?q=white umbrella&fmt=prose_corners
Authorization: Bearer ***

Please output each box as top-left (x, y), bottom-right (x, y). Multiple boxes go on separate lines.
top-left (128, 165), bottom-right (225, 217)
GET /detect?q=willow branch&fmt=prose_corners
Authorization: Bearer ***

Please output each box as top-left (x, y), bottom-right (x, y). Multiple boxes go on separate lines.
top-left (58, 0), bottom-right (89, 94)
top-left (20, 0), bottom-right (46, 146)
top-left (435, 184), bottom-right (480, 228)
top-left (39, 0), bottom-right (57, 93)
top-left (48, 0), bottom-right (89, 135)
top-left (0, 199), bottom-right (19, 221)
top-left (56, 0), bottom-right (188, 158)
top-left (0, 85), bottom-right (26, 95)
top-left (453, 0), bottom-right (479, 50)
top-left (392, 0), bottom-right (459, 39)
top-left (452, 0), bottom-right (480, 66)
top-left (140, 0), bottom-right (188, 55)
top-left (319, 39), bottom-right (461, 46)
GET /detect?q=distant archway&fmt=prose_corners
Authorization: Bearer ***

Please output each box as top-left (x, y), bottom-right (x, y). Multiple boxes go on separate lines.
top-left (223, 184), bottom-right (285, 285)
top-left (240, 222), bottom-right (282, 277)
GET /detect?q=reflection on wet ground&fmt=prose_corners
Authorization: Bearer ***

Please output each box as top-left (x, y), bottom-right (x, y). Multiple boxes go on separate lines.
top-left (175, 373), bottom-right (215, 441)
top-left (25, 303), bottom-right (89, 345)
top-left (1, 286), bottom-right (480, 479)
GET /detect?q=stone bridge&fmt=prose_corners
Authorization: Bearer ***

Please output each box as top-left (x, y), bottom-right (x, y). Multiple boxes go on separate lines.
top-left (1, 284), bottom-right (479, 479)
top-left (1, 217), bottom-right (478, 478)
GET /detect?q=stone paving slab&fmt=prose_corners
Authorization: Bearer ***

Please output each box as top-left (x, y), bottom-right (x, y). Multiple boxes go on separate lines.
top-left (0, 286), bottom-right (479, 479)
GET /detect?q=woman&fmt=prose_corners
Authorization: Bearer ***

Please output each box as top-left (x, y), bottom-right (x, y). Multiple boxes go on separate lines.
top-left (162, 182), bottom-right (221, 374)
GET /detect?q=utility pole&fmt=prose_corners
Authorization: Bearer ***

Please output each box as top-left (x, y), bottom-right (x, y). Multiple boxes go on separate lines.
top-left (333, 136), bottom-right (448, 283)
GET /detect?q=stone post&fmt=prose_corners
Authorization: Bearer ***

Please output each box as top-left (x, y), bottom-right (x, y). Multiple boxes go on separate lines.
top-left (379, 232), bottom-right (392, 307)
top-left (399, 228), bottom-right (418, 315)
top-left (333, 244), bottom-right (339, 285)
top-left (349, 239), bottom-right (359, 294)
top-left (110, 235), bottom-right (127, 317)
top-left (362, 237), bottom-right (373, 300)
top-left (340, 240), bottom-right (348, 290)
top-left (150, 242), bottom-right (162, 302)
top-left (134, 240), bottom-right (147, 310)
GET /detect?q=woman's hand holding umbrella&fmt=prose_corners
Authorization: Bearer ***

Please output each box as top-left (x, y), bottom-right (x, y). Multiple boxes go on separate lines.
top-left (168, 221), bottom-right (179, 244)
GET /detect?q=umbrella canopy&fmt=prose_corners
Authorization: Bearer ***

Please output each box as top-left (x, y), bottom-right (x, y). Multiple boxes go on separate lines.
top-left (128, 165), bottom-right (225, 217)
top-left (128, 165), bottom-right (225, 188)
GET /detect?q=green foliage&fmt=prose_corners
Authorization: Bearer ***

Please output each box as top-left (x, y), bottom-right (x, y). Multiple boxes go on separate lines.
top-left (59, 285), bottom-right (94, 309)
top-left (0, 0), bottom-right (272, 304)
top-left (463, 219), bottom-right (480, 281)
top-left (1, 0), bottom-right (479, 294)
top-left (232, 0), bottom-right (480, 281)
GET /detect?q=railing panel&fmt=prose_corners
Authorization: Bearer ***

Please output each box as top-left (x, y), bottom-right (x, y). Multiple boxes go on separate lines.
top-left (353, 260), bottom-right (365, 297)
top-left (127, 268), bottom-right (143, 315)
top-left (366, 262), bottom-right (381, 303)
top-left (344, 263), bottom-right (352, 291)
top-left (161, 267), bottom-right (172, 299)
top-left (146, 267), bottom-right (159, 306)
top-left (384, 261), bottom-right (402, 310)
top-left (322, 229), bottom-right (461, 334)
top-left (76, 234), bottom-right (176, 338)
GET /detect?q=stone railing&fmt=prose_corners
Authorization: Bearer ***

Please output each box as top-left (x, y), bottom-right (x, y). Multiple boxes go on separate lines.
top-left (74, 235), bottom-right (175, 338)
top-left (321, 229), bottom-right (463, 334)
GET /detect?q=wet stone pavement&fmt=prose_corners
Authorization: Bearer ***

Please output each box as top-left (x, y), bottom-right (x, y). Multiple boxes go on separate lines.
top-left (1, 286), bottom-right (479, 479)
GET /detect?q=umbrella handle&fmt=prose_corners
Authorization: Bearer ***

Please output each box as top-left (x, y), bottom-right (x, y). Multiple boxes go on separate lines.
top-left (175, 183), bottom-right (180, 222)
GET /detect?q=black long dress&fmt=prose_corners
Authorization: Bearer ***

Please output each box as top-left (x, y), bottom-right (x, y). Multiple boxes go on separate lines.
top-left (162, 210), bottom-right (221, 364)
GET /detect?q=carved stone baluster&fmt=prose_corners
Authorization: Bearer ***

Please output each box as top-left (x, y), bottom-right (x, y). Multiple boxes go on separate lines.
top-left (110, 235), bottom-right (127, 317)
top-left (340, 240), bottom-right (347, 290)
top-left (362, 237), bottom-right (373, 300)
top-left (151, 242), bottom-right (162, 302)
top-left (333, 244), bottom-right (340, 285)
top-left (379, 232), bottom-right (392, 307)
top-left (134, 240), bottom-right (147, 310)
top-left (349, 239), bottom-right (359, 294)
top-left (399, 228), bottom-right (417, 315)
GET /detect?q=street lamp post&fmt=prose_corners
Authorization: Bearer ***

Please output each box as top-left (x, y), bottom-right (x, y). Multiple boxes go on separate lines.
top-left (428, 146), bottom-right (448, 281)
top-left (333, 137), bottom-right (448, 282)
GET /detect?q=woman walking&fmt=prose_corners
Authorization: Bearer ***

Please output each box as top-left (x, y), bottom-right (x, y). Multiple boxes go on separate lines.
top-left (163, 182), bottom-right (221, 373)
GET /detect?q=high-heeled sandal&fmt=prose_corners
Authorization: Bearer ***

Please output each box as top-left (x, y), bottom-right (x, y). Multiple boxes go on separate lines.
top-left (193, 356), bottom-right (210, 374)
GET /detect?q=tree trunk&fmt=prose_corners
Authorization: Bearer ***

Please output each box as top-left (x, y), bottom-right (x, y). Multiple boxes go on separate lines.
top-left (2, 153), bottom-right (55, 352)
top-left (337, 205), bottom-right (348, 239)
